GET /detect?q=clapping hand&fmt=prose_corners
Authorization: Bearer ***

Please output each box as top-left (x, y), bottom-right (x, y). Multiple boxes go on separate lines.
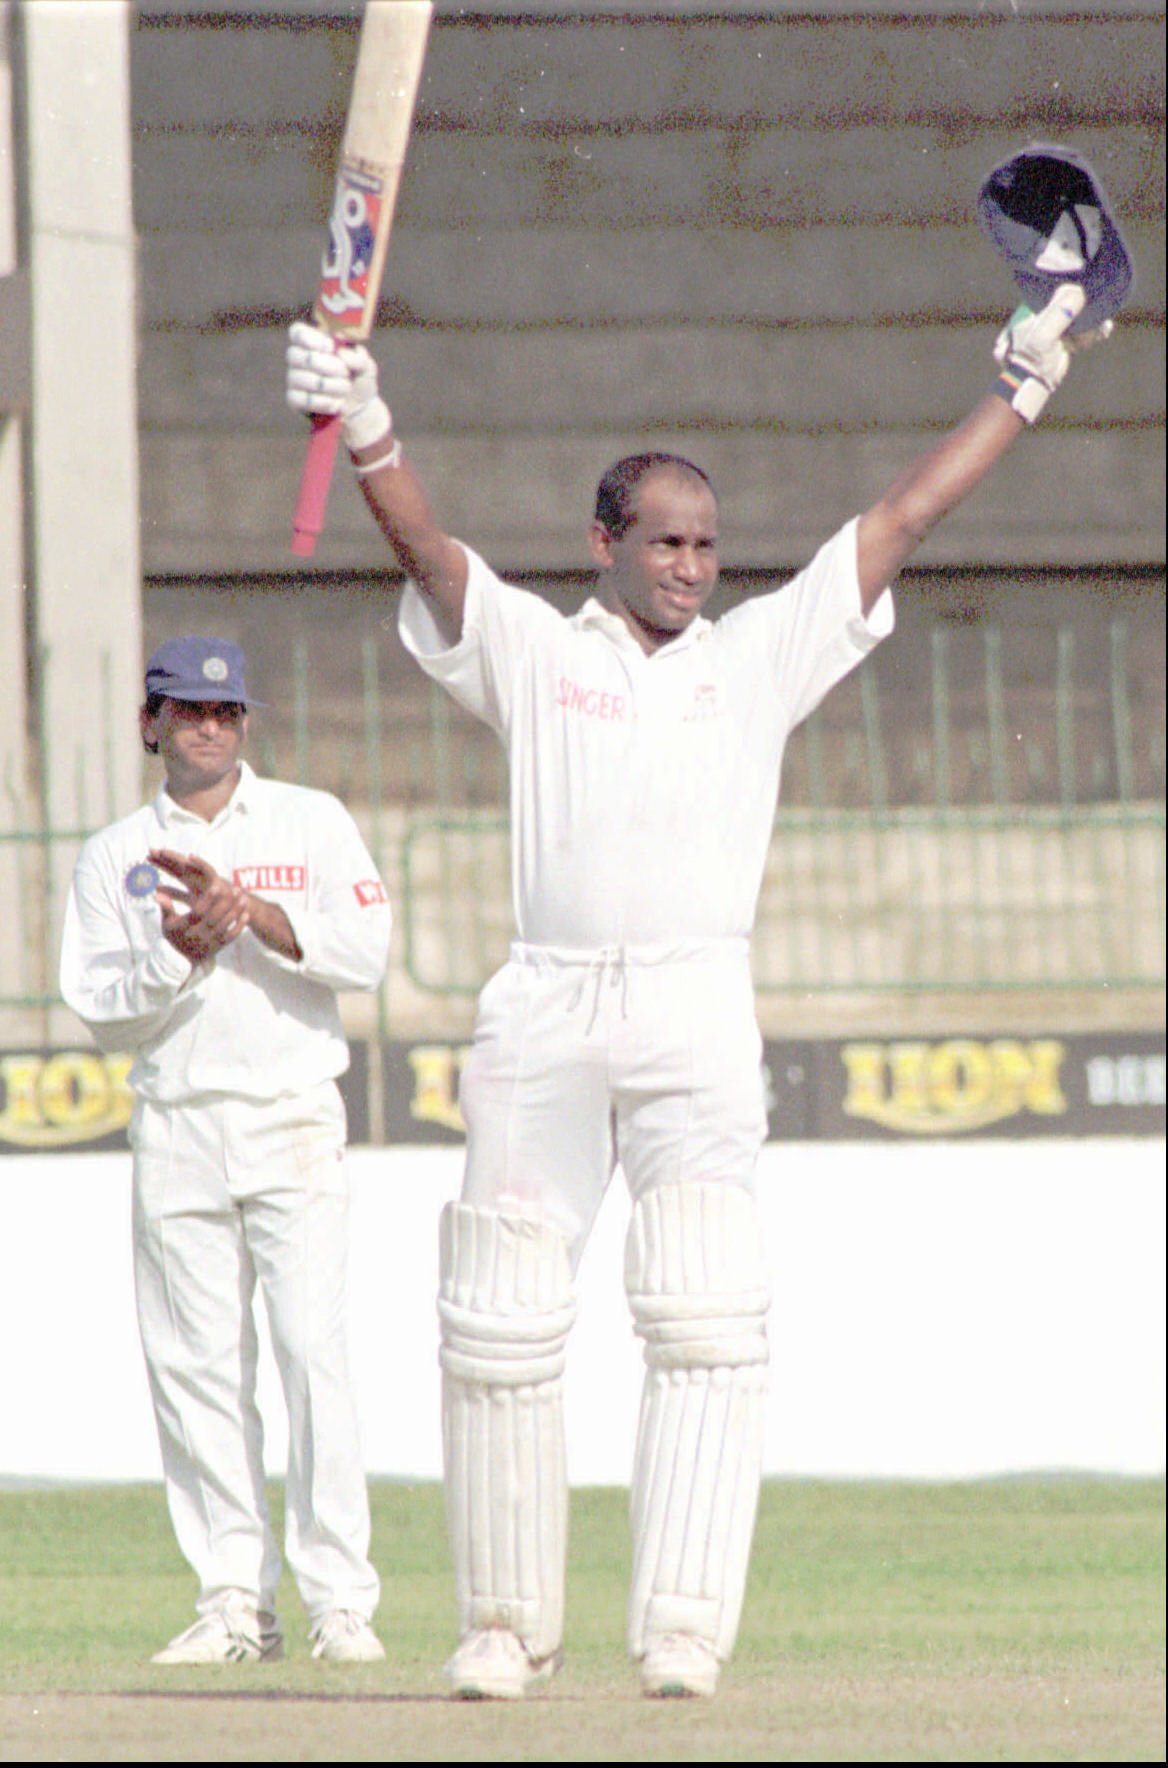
top-left (149, 849), bottom-right (251, 964)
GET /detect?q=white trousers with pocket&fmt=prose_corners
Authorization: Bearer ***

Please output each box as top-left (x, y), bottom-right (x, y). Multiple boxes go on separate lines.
top-left (457, 939), bottom-right (769, 1268)
top-left (130, 1080), bottom-right (379, 1626)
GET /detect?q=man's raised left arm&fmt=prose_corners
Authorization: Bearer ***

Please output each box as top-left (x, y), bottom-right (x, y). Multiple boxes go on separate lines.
top-left (856, 283), bottom-right (1111, 613)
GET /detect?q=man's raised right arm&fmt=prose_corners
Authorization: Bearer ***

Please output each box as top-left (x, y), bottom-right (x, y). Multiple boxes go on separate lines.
top-left (285, 322), bottom-right (467, 643)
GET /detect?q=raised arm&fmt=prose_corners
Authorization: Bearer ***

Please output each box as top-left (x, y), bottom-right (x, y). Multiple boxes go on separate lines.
top-left (286, 322), bottom-right (468, 643)
top-left (855, 284), bottom-right (1107, 615)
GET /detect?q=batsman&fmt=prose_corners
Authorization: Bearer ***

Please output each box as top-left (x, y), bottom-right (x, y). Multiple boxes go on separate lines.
top-left (286, 146), bottom-right (1128, 1700)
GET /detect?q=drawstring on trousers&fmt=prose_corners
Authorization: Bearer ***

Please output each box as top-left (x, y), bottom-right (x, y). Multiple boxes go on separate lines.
top-left (566, 948), bottom-right (629, 1035)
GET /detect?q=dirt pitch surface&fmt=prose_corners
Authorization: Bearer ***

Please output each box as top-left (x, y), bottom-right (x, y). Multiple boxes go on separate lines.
top-left (3, 1672), bottom-right (1165, 1763)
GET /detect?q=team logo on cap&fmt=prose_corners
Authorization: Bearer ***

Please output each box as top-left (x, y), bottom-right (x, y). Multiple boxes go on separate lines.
top-left (202, 656), bottom-right (229, 682)
top-left (124, 862), bottom-right (160, 899)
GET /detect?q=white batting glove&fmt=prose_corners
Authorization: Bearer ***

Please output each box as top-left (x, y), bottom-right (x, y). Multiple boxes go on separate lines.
top-left (992, 282), bottom-right (1113, 424)
top-left (285, 320), bottom-right (393, 452)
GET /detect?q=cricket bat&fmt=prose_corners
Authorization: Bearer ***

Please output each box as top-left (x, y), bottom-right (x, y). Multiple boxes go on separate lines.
top-left (290, 0), bottom-right (433, 557)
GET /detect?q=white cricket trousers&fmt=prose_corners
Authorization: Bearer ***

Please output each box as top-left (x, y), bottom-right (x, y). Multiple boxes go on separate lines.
top-left (458, 939), bottom-right (769, 1265)
top-left (130, 1081), bottom-right (379, 1625)
top-left (446, 940), bottom-right (772, 1664)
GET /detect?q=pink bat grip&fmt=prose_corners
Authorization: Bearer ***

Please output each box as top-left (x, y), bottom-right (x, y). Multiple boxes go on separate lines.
top-left (290, 413), bottom-right (343, 556)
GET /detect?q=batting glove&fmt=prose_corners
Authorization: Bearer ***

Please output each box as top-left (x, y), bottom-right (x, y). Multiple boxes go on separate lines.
top-left (285, 320), bottom-right (393, 451)
top-left (992, 282), bottom-right (1113, 424)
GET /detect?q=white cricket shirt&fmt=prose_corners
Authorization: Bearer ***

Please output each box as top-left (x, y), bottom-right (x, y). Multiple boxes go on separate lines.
top-left (59, 761), bottom-right (392, 1104)
top-left (399, 516), bottom-right (893, 952)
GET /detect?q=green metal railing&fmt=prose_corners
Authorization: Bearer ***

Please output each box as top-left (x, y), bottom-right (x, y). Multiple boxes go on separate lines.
top-left (395, 613), bottom-right (1166, 996)
top-left (398, 802), bottom-right (1165, 997)
top-left (3, 615), bottom-right (1164, 1016)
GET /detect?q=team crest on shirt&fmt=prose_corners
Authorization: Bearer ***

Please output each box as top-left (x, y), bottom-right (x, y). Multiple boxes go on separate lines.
top-left (124, 861), bottom-right (160, 899)
top-left (683, 682), bottom-right (722, 722)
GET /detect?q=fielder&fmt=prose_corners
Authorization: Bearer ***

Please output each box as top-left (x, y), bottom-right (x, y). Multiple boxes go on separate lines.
top-left (286, 210), bottom-right (1116, 1695)
top-left (60, 637), bottom-right (392, 1666)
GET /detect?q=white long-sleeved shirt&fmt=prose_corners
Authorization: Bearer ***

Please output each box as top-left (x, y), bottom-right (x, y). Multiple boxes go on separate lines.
top-left (59, 762), bottom-right (392, 1104)
top-left (399, 517), bottom-right (893, 952)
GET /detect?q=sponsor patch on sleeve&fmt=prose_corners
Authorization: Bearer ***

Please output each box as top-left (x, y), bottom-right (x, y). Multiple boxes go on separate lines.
top-left (354, 879), bottom-right (388, 907)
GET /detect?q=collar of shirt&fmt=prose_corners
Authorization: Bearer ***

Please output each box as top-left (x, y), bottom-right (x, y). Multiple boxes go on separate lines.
top-left (572, 595), bottom-right (713, 658)
top-left (154, 758), bottom-right (257, 830)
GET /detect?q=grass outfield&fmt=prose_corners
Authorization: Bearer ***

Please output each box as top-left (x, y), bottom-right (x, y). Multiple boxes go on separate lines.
top-left (0, 1477), bottom-right (1163, 1762)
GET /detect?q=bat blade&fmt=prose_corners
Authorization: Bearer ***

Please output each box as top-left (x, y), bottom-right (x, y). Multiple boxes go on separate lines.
top-left (291, 0), bottom-right (433, 557)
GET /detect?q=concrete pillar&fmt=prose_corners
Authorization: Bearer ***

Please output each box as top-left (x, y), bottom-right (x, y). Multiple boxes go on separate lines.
top-left (0, 0), bottom-right (36, 1039)
top-left (0, 0), bottom-right (28, 829)
top-left (23, 0), bottom-right (141, 834)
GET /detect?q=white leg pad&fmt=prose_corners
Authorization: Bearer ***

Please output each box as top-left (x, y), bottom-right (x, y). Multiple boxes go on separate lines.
top-left (625, 1182), bottom-right (771, 1661)
top-left (438, 1201), bottom-right (577, 1661)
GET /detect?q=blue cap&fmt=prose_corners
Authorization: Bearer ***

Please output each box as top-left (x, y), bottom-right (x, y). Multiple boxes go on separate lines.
top-left (144, 636), bottom-right (263, 705)
top-left (976, 142), bottom-right (1134, 335)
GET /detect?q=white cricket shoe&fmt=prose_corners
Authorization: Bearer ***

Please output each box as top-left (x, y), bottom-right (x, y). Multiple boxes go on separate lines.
top-left (444, 1627), bottom-right (563, 1700)
top-left (310, 1610), bottom-right (386, 1663)
top-left (640, 1632), bottom-right (721, 1698)
top-left (151, 1594), bottom-right (283, 1665)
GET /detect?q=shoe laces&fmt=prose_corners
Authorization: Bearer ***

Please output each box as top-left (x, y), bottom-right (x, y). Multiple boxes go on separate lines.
top-left (221, 1603), bottom-right (269, 1654)
top-left (173, 1603), bottom-right (263, 1656)
top-left (312, 1609), bottom-right (368, 1646)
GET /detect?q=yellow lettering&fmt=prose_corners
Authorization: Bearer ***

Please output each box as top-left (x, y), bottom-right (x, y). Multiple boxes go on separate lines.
top-left (1019, 1039), bottom-right (1068, 1115)
top-left (0, 1049), bottom-right (135, 1148)
top-left (840, 1044), bottom-right (887, 1118)
top-left (40, 1053), bottom-right (113, 1127)
top-left (0, 1054), bottom-right (45, 1130)
top-left (888, 1044), bottom-right (931, 1118)
top-left (928, 1041), bottom-right (994, 1116)
top-left (407, 1045), bottom-right (469, 1134)
top-left (982, 1040), bottom-right (1034, 1117)
top-left (840, 1037), bottom-right (1069, 1135)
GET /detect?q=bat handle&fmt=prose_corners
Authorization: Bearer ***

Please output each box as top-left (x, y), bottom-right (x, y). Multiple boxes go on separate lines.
top-left (290, 414), bottom-right (343, 556)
